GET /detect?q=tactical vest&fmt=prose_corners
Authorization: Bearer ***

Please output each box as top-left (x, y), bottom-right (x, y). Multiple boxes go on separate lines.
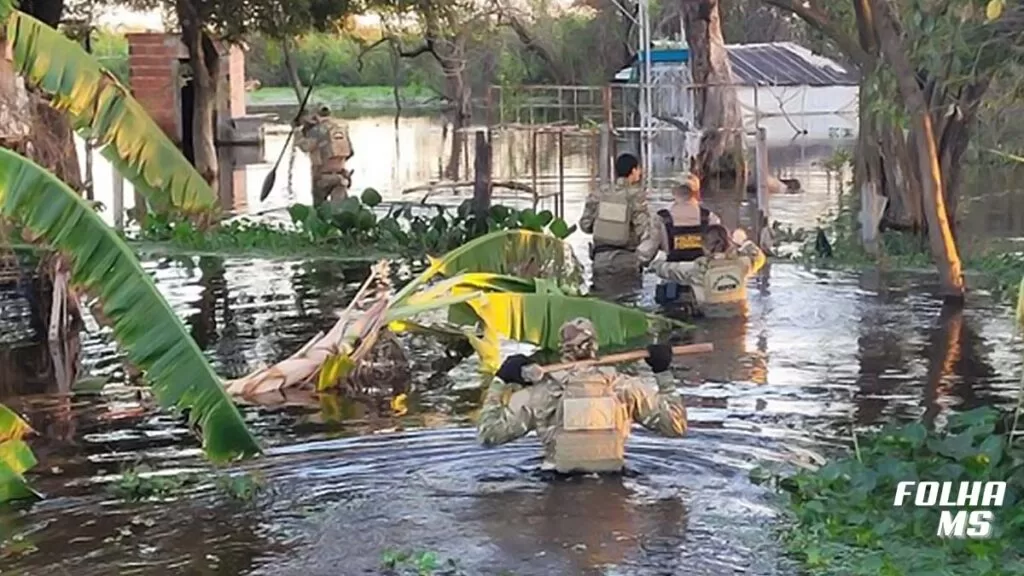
top-left (552, 370), bottom-right (627, 474)
top-left (658, 206), bottom-right (709, 262)
top-left (591, 185), bottom-right (633, 250)
top-left (318, 121), bottom-right (353, 164)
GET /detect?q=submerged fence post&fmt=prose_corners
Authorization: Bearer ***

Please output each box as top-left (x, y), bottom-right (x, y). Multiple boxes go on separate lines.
top-left (84, 139), bottom-right (94, 201)
top-left (472, 129), bottom-right (492, 236)
top-left (754, 127), bottom-right (771, 285)
top-left (598, 123), bottom-right (611, 187)
top-left (112, 164), bottom-right (124, 231)
top-left (754, 127), bottom-right (770, 234)
top-left (557, 130), bottom-right (565, 220)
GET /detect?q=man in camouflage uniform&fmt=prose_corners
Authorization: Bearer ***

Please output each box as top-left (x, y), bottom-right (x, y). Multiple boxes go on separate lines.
top-left (579, 153), bottom-right (652, 296)
top-left (296, 104), bottom-right (354, 206)
top-left (476, 318), bottom-right (687, 474)
top-left (648, 225), bottom-right (766, 319)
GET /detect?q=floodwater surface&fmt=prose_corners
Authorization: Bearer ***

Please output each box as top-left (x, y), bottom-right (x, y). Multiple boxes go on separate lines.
top-left (2, 256), bottom-right (1021, 575)
top-left (2, 117), bottom-right (1022, 575)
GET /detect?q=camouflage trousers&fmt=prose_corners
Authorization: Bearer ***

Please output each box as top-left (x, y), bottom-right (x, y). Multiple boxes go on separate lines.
top-left (312, 170), bottom-right (351, 206)
top-left (590, 248), bottom-right (641, 298)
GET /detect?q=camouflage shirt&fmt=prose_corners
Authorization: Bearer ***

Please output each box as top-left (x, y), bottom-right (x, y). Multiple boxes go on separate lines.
top-left (296, 118), bottom-right (352, 170)
top-left (578, 179), bottom-right (652, 251)
top-left (650, 241), bottom-right (766, 318)
top-left (477, 365), bottom-right (687, 468)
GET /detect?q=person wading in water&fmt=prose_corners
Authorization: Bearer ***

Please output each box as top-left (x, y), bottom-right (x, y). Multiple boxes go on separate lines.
top-left (476, 318), bottom-right (687, 475)
top-left (579, 154), bottom-right (652, 297)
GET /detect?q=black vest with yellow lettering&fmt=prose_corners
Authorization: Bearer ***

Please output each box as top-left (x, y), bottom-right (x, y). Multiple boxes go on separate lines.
top-left (658, 207), bottom-right (710, 262)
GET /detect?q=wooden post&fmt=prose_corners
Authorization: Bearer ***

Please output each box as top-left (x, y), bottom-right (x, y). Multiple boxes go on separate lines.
top-left (754, 127), bottom-right (770, 238)
top-left (134, 189), bottom-right (147, 226)
top-left (112, 164), bottom-right (124, 231)
top-left (602, 85), bottom-right (613, 129)
top-left (472, 129), bottom-right (492, 236)
top-left (486, 86), bottom-right (495, 126)
top-left (598, 123), bottom-right (611, 187)
top-left (754, 127), bottom-right (770, 284)
top-left (557, 130), bottom-right (565, 219)
top-left (531, 128), bottom-right (539, 196)
top-left (84, 139), bottom-right (94, 201)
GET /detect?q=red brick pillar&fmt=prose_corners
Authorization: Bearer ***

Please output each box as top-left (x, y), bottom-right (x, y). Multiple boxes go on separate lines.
top-left (126, 33), bottom-right (185, 144)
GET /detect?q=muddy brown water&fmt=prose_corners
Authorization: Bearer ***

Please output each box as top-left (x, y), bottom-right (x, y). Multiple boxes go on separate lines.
top-left (2, 118), bottom-right (1022, 575)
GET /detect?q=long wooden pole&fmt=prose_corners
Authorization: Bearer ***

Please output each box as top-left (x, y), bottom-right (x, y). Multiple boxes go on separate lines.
top-left (539, 343), bottom-right (713, 374)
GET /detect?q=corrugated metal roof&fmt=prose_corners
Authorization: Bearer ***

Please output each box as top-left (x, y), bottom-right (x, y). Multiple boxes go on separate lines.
top-left (620, 42), bottom-right (858, 87)
top-left (726, 42), bottom-right (858, 87)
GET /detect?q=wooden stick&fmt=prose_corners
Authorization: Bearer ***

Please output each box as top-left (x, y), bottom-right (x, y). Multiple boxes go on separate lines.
top-left (539, 343), bottom-right (714, 374)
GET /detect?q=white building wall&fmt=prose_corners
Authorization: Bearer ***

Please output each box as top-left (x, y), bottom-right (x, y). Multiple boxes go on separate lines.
top-left (737, 85), bottom-right (859, 142)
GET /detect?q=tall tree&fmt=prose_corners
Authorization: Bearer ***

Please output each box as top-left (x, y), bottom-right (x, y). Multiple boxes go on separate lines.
top-left (760, 0), bottom-right (1024, 300)
top-left (373, 0), bottom-right (501, 179)
top-left (680, 0), bottom-right (746, 192)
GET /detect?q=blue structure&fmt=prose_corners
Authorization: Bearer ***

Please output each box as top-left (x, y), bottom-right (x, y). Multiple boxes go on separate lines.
top-left (613, 48), bottom-right (689, 82)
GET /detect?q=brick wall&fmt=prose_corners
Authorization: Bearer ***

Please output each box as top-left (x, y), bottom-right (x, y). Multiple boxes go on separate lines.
top-left (227, 45), bottom-right (246, 119)
top-left (127, 33), bottom-right (185, 143)
top-left (128, 33), bottom-right (247, 145)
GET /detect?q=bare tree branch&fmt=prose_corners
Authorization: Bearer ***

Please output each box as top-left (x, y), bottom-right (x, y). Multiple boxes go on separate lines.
top-left (758, 0), bottom-right (872, 68)
top-left (501, 13), bottom-right (569, 83)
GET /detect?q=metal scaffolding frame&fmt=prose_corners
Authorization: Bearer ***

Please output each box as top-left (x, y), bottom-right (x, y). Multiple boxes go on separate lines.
top-left (608, 0), bottom-right (654, 190)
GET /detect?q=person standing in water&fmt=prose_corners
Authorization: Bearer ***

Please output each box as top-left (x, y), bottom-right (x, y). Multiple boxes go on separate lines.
top-left (295, 104), bottom-right (354, 206)
top-left (476, 318), bottom-right (687, 474)
top-left (579, 154), bottom-right (652, 295)
top-left (649, 224), bottom-right (766, 318)
top-left (635, 173), bottom-right (721, 308)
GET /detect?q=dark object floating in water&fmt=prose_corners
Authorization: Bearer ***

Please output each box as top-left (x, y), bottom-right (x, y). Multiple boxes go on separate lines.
top-left (815, 227), bottom-right (833, 258)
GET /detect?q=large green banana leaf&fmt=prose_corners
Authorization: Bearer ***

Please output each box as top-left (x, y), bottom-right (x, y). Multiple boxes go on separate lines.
top-left (0, 147), bottom-right (259, 462)
top-left (391, 271), bottom-right (687, 359)
top-left (457, 286), bottom-right (684, 351)
top-left (0, 404), bottom-right (39, 503)
top-left (4, 10), bottom-right (219, 218)
top-left (393, 229), bottom-right (584, 304)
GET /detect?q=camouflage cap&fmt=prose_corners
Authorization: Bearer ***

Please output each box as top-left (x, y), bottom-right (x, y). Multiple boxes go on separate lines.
top-left (559, 317), bottom-right (598, 360)
top-left (668, 172), bottom-right (701, 194)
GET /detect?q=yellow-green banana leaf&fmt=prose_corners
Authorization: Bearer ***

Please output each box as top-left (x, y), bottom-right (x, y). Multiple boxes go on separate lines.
top-left (0, 147), bottom-right (259, 462)
top-left (5, 10), bottom-right (219, 218)
top-left (0, 404), bottom-right (39, 502)
top-left (394, 229), bottom-right (583, 303)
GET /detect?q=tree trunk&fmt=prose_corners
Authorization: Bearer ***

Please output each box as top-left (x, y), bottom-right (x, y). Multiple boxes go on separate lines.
top-left (681, 0), bottom-right (746, 191)
top-left (178, 2), bottom-right (220, 189)
top-left (440, 42), bottom-right (470, 181)
top-left (872, 0), bottom-right (963, 300)
top-left (1, 1), bottom-right (84, 342)
top-left (930, 82), bottom-right (986, 242)
top-left (281, 37), bottom-right (304, 102)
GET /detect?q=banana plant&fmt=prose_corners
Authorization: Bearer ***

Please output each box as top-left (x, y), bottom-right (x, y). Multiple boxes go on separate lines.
top-left (230, 229), bottom-right (687, 396)
top-left (0, 147), bottom-right (259, 462)
top-left (388, 230), bottom-right (684, 368)
top-left (0, 404), bottom-right (39, 503)
top-left (389, 272), bottom-right (683, 374)
top-left (391, 228), bottom-right (585, 304)
top-left (2, 5), bottom-right (219, 220)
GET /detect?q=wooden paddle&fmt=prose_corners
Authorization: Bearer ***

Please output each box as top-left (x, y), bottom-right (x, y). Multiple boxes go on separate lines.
top-left (538, 342), bottom-right (714, 374)
top-left (259, 53), bottom-right (328, 202)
